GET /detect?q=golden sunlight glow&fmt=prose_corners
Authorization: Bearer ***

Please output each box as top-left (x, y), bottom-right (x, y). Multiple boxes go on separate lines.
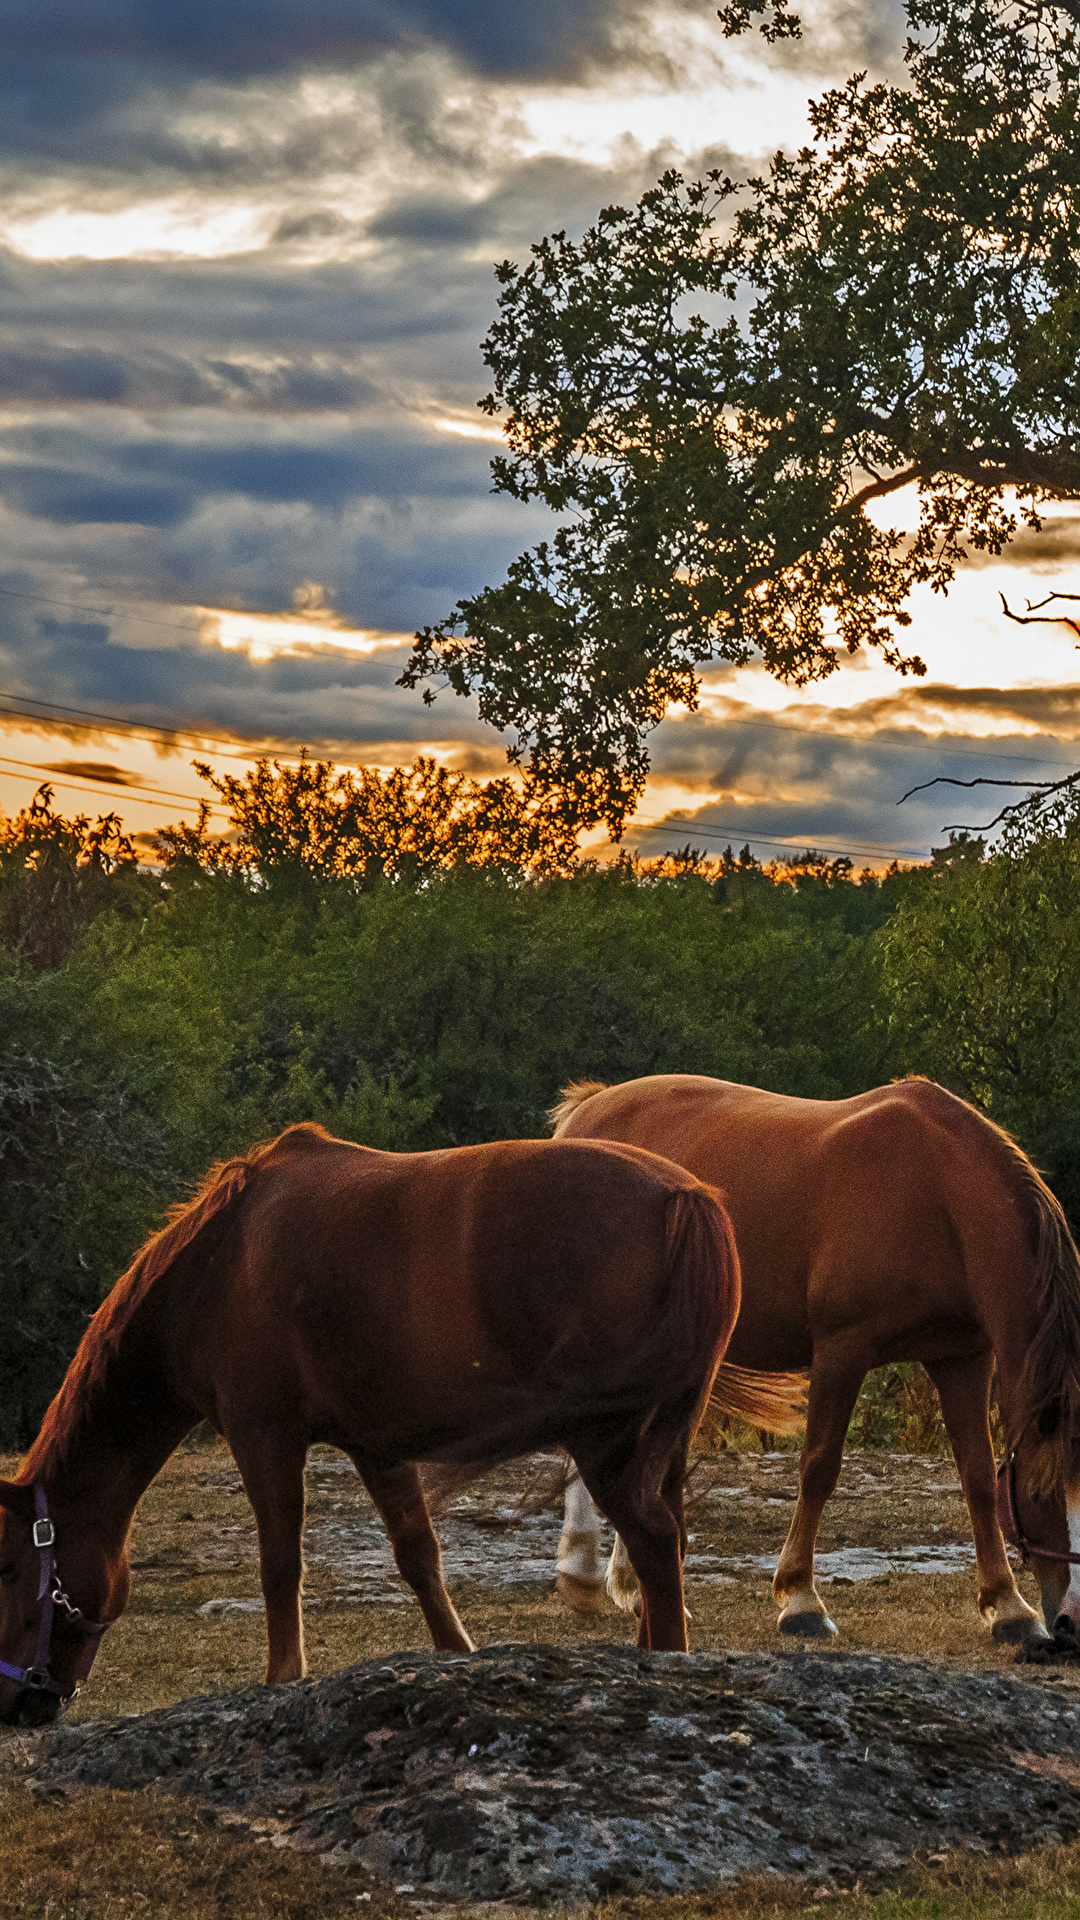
top-left (204, 606), bottom-right (411, 662)
top-left (514, 47), bottom-right (815, 167)
top-left (427, 414), bottom-right (508, 443)
top-left (1, 199), bottom-right (278, 262)
top-left (697, 562), bottom-right (1080, 732)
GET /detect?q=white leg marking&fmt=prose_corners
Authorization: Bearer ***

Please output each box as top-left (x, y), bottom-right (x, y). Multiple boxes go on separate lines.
top-left (606, 1534), bottom-right (641, 1612)
top-left (557, 1478), bottom-right (605, 1583)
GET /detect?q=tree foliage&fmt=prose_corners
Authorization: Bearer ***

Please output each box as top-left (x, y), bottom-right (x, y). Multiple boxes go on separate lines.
top-left (155, 753), bottom-right (579, 887)
top-left (881, 800), bottom-right (1080, 1220)
top-left (404, 0), bottom-right (1080, 830)
top-left (0, 785), bottom-right (138, 969)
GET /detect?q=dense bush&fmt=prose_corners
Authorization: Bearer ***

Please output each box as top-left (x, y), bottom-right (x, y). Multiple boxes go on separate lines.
top-left (2, 764), bottom-right (1078, 1449)
top-left (881, 804), bottom-right (1080, 1225)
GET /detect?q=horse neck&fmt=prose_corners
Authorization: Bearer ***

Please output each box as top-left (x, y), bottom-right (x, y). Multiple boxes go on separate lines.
top-left (23, 1265), bottom-right (201, 1555)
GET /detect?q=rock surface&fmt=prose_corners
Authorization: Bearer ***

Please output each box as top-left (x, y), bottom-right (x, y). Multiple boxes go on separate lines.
top-left (19, 1645), bottom-right (1080, 1901)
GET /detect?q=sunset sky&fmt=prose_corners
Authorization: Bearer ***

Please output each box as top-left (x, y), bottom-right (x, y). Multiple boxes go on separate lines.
top-left (2, 0), bottom-right (1078, 866)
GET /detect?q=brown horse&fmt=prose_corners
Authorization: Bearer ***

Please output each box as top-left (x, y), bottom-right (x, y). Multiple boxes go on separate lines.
top-left (0, 1122), bottom-right (772, 1727)
top-left (553, 1075), bottom-right (1080, 1645)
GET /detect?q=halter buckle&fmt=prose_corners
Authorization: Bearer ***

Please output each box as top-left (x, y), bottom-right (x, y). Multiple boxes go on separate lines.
top-left (24, 1667), bottom-right (51, 1691)
top-left (32, 1518), bottom-right (55, 1550)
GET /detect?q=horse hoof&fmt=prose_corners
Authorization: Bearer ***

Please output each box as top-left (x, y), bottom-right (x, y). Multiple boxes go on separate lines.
top-left (992, 1615), bottom-right (1052, 1646)
top-left (778, 1609), bottom-right (838, 1639)
top-left (556, 1571), bottom-right (607, 1615)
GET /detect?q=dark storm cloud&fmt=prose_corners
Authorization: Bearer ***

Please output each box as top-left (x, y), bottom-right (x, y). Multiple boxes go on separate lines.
top-left (955, 517), bottom-right (1080, 570)
top-left (0, 250), bottom-right (489, 354)
top-left (0, 336), bottom-right (383, 412)
top-left (368, 150), bottom-right (684, 250)
top-left (634, 705), bottom-right (1080, 863)
top-left (0, 387), bottom-right (555, 629)
top-left (0, 580), bottom-right (489, 750)
top-left (43, 758), bottom-right (148, 785)
top-left (1, 412), bottom-right (498, 511)
top-left (0, 141), bottom-right (672, 642)
top-left (1, 1), bottom-right (685, 80)
top-left (0, 1), bottom-right (728, 178)
top-left (827, 682), bottom-right (1080, 736)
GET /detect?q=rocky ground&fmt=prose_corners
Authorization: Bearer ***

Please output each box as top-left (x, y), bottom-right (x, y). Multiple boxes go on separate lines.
top-left (188, 1445), bottom-right (983, 1612)
top-left (7, 1442), bottom-right (1079, 1905)
top-left (20, 1641), bottom-right (1080, 1903)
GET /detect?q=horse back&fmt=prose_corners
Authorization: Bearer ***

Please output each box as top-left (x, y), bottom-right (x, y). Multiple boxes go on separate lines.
top-left (554, 1074), bottom-right (1038, 1369)
top-left (182, 1134), bottom-right (738, 1466)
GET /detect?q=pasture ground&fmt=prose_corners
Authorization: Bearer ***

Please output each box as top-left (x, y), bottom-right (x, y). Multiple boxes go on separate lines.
top-left (3, 1437), bottom-right (1080, 1920)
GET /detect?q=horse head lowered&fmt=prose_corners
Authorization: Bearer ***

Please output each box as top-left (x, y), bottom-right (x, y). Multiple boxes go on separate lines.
top-left (0, 1122), bottom-right (752, 1721)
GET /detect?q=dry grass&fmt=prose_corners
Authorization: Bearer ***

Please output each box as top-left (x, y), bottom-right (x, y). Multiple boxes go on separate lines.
top-left (0, 1436), bottom-right (1075, 1919)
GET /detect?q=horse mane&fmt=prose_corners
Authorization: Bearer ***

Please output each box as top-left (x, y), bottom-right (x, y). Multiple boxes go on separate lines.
top-left (549, 1081), bottom-right (608, 1134)
top-left (993, 1128), bottom-right (1080, 1476)
top-left (27, 1123), bottom-right (334, 1476)
top-left (896, 1079), bottom-right (1080, 1478)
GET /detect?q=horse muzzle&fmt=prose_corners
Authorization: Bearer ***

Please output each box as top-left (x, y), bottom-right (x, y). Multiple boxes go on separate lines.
top-left (0, 1680), bottom-right (63, 1728)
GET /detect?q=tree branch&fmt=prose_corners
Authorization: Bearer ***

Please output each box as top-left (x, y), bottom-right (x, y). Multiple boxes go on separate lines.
top-left (1000, 592), bottom-right (1080, 641)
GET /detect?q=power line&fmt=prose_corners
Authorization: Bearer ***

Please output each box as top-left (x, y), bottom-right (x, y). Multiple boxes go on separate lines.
top-left (625, 814), bottom-right (922, 861)
top-left (1, 571), bottom-right (1078, 777)
top-left (0, 581), bottom-right (216, 639)
top-left (0, 759), bottom-right (223, 815)
top-left (0, 690), bottom-right (315, 767)
top-left (1, 677), bottom-right (1076, 792)
top-left (0, 752), bottom-right (226, 808)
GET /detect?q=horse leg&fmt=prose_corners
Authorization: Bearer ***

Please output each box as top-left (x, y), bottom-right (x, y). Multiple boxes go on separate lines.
top-left (355, 1461), bottom-right (474, 1653)
top-left (604, 1458), bottom-right (691, 1621)
top-left (606, 1533), bottom-right (642, 1612)
top-left (572, 1434), bottom-right (689, 1652)
top-left (556, 1474), bottom-right (608, 1614)
top-left (773, 1349), bottom-right (866, 1637)
top-left (229, 1427), bottom-right (308, 1684)
top-left (925, 1353), bottom-right (1050, 1645)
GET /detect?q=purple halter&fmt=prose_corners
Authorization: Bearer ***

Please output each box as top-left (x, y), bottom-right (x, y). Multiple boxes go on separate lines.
top-left (998, 1452), bottom-right (1080, 1566)
top-left (0, 1485), bottom-right (111, 1706)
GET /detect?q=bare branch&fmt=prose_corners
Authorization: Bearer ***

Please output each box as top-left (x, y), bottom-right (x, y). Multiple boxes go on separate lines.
top-left (898, 768), bottom-right (1080, 835)
top-left (1000, 591), bottom-right (1080, 641)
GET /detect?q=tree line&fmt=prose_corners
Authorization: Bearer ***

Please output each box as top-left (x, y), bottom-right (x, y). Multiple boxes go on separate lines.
top-left (3, 756), bottom-right (1079, 1444)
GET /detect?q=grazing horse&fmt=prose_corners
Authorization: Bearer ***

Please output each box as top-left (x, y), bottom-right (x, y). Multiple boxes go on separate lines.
top-left (552, 1075), bottom-right (1080, 1646)
top-left (0, 1123), bottom-right (767, 1727)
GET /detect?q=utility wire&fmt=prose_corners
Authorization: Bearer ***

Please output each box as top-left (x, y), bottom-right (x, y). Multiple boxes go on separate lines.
top-left (0, 752), bottom-right (225, 808)
top-left (0, 760), bottom-right (223, 815)
top-left (1, 684), bottom-right (1076, 793)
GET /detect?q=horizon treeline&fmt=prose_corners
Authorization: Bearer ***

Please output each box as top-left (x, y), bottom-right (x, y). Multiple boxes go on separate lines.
top-left (2, 756), bottom-right (1079, 1446)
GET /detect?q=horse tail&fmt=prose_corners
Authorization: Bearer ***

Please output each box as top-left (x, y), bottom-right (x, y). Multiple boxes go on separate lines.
top-left (703, 1364), bottom-right (808, 1439)
top-left (1012, 1174), bottom-right (1080, 1486)
top-left (549, 1080), bottom-right (608, 1134)
top-left (654, 1184), bottom-right (742, 1427)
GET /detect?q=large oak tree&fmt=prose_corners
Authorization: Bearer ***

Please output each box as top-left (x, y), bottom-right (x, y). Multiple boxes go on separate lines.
top-left (403, 0), bottom-right (1080, 832)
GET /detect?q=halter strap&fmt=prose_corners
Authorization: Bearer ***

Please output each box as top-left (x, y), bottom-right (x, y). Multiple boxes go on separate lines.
top-left (0, 1485), bottom-right (111, 1704)
top-left (998, 1452), bottom-right (1080, 1566)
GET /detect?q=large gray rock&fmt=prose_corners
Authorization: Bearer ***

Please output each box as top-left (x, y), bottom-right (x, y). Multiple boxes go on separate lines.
top-left (20, 1645), bottom-right (1080, 1900)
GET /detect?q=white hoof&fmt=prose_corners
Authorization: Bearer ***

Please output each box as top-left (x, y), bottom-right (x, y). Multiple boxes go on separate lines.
top-left (556, 1571), bottom-right (607, 1615)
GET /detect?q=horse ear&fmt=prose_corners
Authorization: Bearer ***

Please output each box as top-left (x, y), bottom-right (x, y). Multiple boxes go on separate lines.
top-left (0, 1482), bottom-right (35, 1523)
top-left (1038, 1399), bottom-right (1062, 1439)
